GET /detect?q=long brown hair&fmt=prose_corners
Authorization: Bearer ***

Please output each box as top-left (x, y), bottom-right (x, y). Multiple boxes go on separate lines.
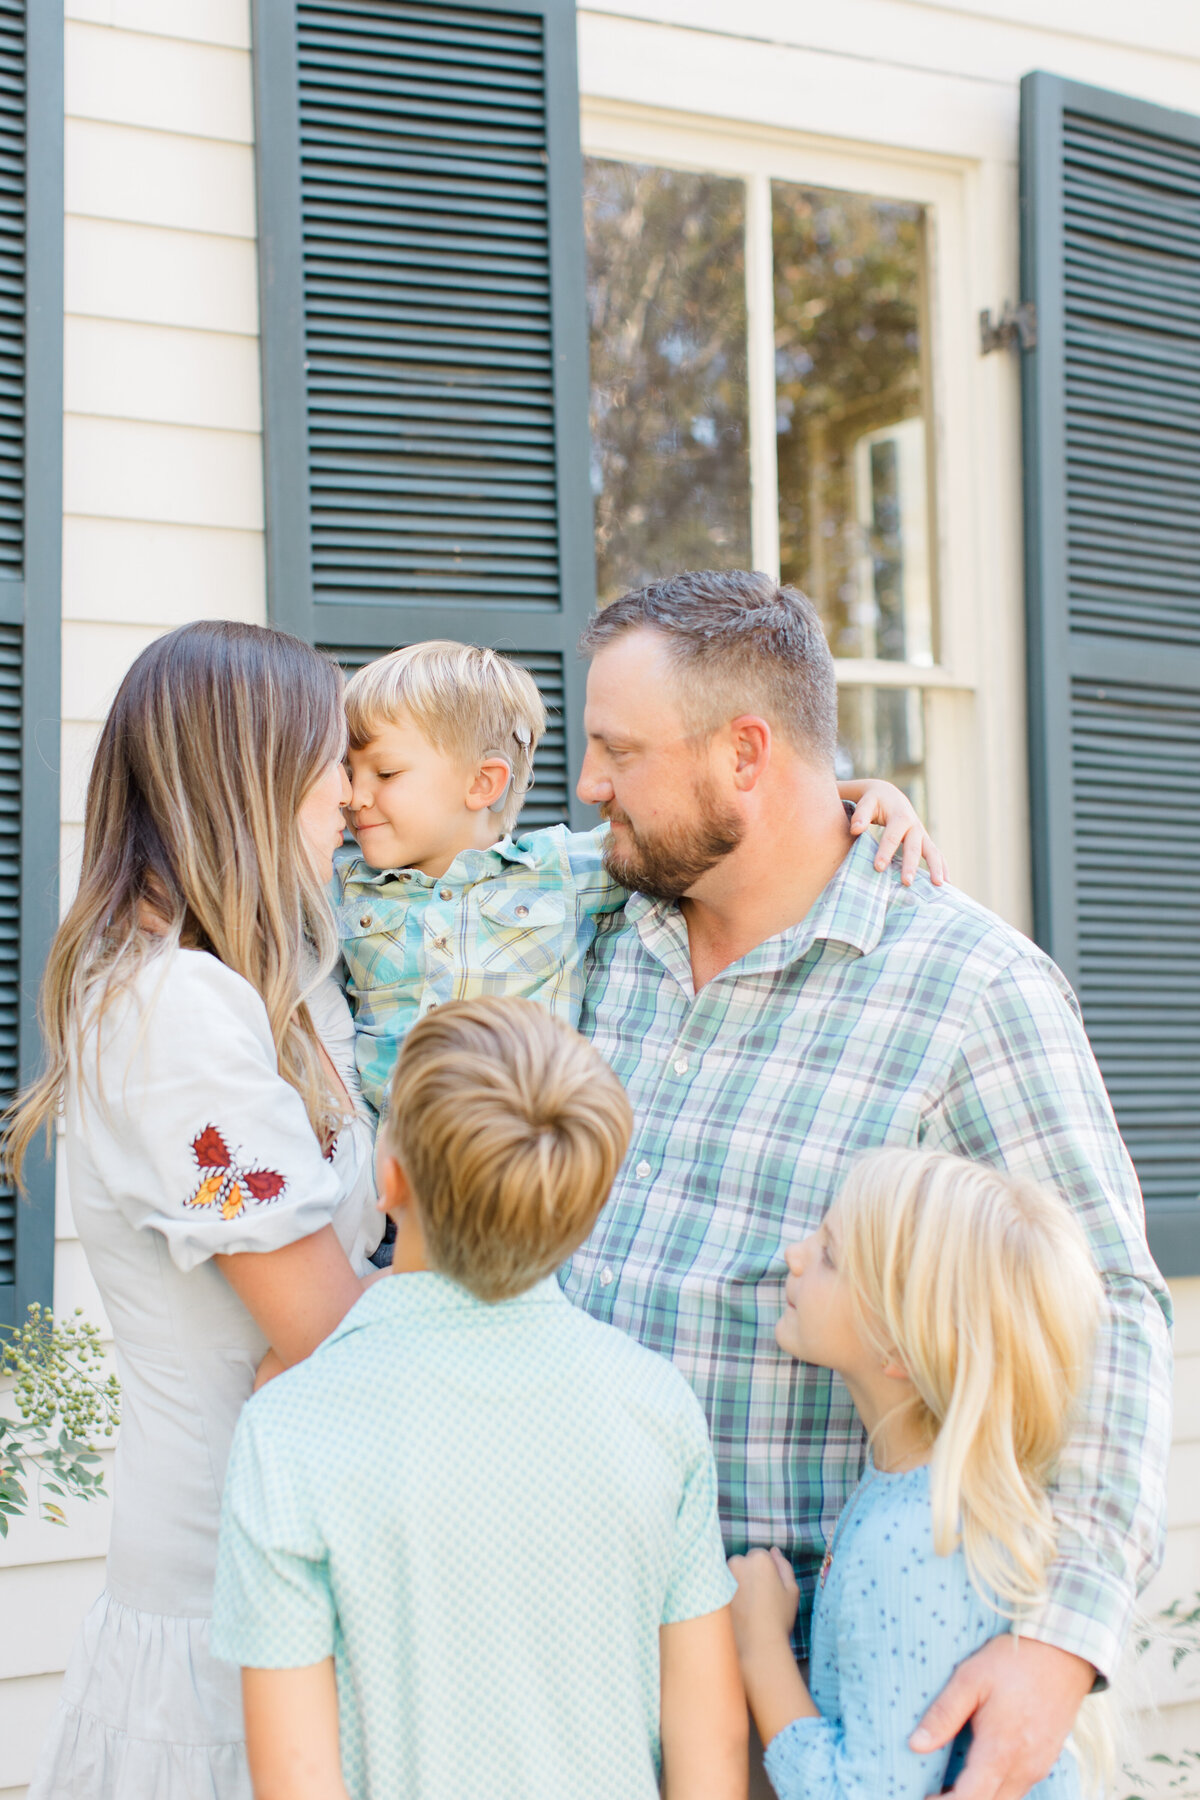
top-left (5, 620), bottom-right (347, 1180)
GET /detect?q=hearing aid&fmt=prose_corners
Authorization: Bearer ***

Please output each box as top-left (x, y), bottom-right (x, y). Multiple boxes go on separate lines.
top-left (486, 726), bottom-right (532, 814)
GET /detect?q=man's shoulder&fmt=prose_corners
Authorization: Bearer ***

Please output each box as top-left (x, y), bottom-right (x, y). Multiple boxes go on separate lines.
top-left (874, 871), bottom-right (1068, 996)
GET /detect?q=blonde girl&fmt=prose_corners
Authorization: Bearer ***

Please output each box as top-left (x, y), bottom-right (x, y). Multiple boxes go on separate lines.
top-left (729, 1148), bottom-right (1103, 1800)
top-left (10, 622), bottom-right (383, 1800)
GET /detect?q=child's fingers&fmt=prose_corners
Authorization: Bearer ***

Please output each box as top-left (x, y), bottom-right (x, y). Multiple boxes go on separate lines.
top-left (768, 1546), bottom-right (797, 1591)
top-left (923, 833), bottom-right (948, 886)
top-left (848, 796), bottom-right (876, 837)
top-left (873, 816), bottom-right (911, 872)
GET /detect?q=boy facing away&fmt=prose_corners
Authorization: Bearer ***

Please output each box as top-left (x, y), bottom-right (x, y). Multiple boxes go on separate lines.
top-left (211, 997), bottom-right (748, 1800)
top-left (334, 640), bottom-right (942, 1119)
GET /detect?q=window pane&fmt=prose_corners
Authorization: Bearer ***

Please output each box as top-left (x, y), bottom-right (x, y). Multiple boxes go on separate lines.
top-left (584, 158), bottom-right (751, 602)
top-left (836, 685), bottom-right (926, 816)
top-left (773, 185), bottom-right (934, 664)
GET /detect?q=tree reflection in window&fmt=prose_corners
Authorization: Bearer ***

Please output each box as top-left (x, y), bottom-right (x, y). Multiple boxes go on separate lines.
top-left (837, 685), bottom-right (927, 816)
top-left (584, 158), bottom-right (751, 602)
top-left (773, 185), bottom-right (934, 665)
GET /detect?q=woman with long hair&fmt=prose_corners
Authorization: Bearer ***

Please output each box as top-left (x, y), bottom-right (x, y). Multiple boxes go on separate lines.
top-left (11, 621), bottom-right (383, 1799)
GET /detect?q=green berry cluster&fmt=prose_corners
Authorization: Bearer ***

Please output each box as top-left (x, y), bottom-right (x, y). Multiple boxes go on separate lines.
top-left (0, 1304), bottom-right (120, 1534)
top-left (2, 1303), bottom-right (121, 1439)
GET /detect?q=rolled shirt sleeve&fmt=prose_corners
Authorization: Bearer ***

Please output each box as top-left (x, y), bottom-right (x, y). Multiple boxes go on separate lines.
top-left (562, 826), bottom-right (629, 922)
top-left (76, 948), bottom-right (346, 1272)
top-left (924, 952), bottom-right (1173, 1681)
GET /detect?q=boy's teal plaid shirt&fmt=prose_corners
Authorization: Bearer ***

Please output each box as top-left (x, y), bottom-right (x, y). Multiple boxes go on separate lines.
top-left (334, 826), bottom-right (626, 1115)
top-left (562, 831), bottom-right (1173, 1684)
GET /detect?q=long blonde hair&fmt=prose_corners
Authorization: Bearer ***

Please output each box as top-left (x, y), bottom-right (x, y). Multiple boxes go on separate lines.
top-left (4, 621), bottom-right (347, 1179)
top-left (833, 1148), bottom-right (1102, 1616)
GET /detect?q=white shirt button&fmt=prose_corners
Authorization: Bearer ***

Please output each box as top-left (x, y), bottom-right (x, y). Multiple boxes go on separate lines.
top-left (635, 1159), bottom-right (651, 1178)
top-left (439, 887), bottom-right (452, 901)
top-left (598, 1266), bottom-right (614, 1287)
top-left (673, 1056), bottom-right (688, 1075)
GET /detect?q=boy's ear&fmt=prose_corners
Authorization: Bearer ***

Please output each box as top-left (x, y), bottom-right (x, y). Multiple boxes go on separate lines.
top-left (881, 1353), bottom-right (912, 1384)
top-left (378, 1151), bottom-right (412, 1215)
top-left (465, 756), bottom-right (513, 815)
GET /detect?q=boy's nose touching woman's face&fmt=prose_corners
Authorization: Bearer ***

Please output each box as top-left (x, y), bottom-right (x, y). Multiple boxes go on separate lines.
top-left (346, 713), bottom-right (483, 874)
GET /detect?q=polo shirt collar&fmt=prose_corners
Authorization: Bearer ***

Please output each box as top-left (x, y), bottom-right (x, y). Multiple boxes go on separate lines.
top-left (329, 1270), bottom-right (569, 1342)
top-left (625, 829), bottom-right (892, 980)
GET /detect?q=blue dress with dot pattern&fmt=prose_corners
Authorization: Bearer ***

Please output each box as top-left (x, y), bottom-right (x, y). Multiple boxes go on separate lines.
top-left (764, 1465), bottom-right (1081, 1800)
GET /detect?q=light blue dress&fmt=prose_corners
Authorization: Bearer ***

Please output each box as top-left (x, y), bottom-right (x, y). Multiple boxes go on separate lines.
top-left (764, 1464), bottom-right (1081, 1800)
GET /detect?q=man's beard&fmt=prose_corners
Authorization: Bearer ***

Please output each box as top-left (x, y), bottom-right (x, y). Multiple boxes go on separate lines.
top-left (601, 781), bottom-right (744, 902)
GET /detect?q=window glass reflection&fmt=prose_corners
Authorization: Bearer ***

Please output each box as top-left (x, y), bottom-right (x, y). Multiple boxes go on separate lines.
top-left (773, 184), bottom-right (933, 664)
top-left (584, 158), bottom-right (752, 602)
top-left (837, 685), bottom-right (926, 817)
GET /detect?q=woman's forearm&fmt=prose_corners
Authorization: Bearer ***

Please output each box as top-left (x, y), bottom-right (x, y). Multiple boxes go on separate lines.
top-left (216, 1224), bottom-right (363, 1368)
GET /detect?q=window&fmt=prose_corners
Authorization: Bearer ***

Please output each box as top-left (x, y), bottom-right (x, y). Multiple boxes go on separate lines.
top-left (581, 113), bottom-right (970, 823)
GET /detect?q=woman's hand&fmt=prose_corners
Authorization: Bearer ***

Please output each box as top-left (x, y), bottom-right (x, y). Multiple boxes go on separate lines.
top-left (727, 1549), bottom-right (816, 1747)
top-left (254, 1348), bottom-right (286, 1392)
top-left (838, 779), bottom-right (947, 887)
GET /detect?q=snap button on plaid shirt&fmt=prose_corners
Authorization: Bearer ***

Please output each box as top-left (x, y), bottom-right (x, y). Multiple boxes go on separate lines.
top-left (564, 830), bottom-right (1173, 1680)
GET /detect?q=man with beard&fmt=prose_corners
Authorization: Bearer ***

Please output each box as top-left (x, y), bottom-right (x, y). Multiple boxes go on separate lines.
top-left (560, 570), bottom-right (1171, 1800)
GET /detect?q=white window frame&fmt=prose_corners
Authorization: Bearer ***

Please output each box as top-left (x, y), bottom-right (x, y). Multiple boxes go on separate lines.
top-left (580, 100), bottom-right (1019, 916)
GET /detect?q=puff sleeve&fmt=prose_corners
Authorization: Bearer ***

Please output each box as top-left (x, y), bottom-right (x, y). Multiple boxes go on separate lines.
top-left (73, 948), bottom-right (346, 1272)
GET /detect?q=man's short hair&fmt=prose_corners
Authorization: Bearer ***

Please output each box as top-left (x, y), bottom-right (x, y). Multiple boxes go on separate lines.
top-left (579, 570), bottom-right (838, 769)
top-left (382, 997), bottom-right (633, 1302)
top-left (344, 641), bottom-right (546, 836)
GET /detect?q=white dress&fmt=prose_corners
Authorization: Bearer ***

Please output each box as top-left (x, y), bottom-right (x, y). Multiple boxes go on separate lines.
top-left (29, 947), bottom-right (382, 1800)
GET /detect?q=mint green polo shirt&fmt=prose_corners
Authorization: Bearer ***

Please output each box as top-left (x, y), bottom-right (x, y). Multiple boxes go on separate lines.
top-left (211, 1273), bottom-right (735, 1800)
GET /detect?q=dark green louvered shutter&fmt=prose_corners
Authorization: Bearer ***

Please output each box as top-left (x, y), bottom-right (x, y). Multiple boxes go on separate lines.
top-left (1020, 72), bottom-right (1200, 1274)
top-left (0, 3), bottom-right (62, 1324)
top-left (252, 0), bottom-right (595, 826)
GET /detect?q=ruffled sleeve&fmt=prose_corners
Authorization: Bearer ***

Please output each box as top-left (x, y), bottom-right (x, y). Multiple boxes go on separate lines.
top-left (76, 947), bottom-right (346, 1273)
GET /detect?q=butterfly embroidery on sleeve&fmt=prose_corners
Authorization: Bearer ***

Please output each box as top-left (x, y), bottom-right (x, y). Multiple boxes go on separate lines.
top-left (184, 1125), bottom-right (288, 1222)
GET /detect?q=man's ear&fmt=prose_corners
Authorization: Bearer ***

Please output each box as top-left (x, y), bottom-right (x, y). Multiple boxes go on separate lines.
top-left (464, 756), bottom-right (513, 815)
top-left (728, 715), bottom-right (772, 790)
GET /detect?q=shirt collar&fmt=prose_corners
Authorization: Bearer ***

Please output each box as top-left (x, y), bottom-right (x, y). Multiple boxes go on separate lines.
top-left (340, 834), bottom-right (541, 891)
top-left (625, 829), bottom-right (894, 977)
top-left (328, 1270), bottom-right (569, 1342)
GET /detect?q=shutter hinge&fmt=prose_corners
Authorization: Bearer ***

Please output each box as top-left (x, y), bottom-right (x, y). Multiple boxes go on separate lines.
top-left (979, 301), bottom-right (1037, 354)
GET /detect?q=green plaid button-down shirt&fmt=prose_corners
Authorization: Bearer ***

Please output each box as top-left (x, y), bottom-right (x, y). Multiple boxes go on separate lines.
top-left (563, 830), bottom-right (1172, 1679)
top-left (334, 829), bottom-right (625, 1115)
